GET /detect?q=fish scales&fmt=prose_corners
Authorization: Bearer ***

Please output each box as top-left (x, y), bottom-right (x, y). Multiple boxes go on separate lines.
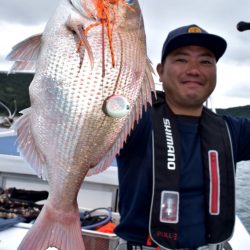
top-left (7, 0), bottom-right (155, 249)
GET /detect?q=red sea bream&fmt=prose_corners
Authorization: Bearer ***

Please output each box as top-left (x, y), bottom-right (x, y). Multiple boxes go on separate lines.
top-left (7, 0), bottom-right (154, 249)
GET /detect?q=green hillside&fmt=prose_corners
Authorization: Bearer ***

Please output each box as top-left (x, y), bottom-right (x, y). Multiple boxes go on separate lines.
top-left (216, 106), bottom-right (250, 118)
top-left (0, 72), bottom-right (33, 116)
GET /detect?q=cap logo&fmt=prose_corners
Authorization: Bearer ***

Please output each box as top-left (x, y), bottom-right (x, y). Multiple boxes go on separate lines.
top-left (188, 26), bottom-right (202, 33)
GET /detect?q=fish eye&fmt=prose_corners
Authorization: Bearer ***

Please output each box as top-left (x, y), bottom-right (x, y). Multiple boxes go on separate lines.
top-left (126, 0), bottom-right (135, 5)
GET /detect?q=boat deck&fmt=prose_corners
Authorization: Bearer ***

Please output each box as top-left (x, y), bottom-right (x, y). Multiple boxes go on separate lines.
top-left (0, 128), bottom-right (250, 249)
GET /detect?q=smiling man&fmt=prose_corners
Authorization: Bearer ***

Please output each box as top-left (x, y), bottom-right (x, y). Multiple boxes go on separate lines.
top-left (156, 25), bottom-right (223, 117)
top-left (157, 45), bottom-right (216, 116)
top-left (115, 24), bottom-right (250, 250)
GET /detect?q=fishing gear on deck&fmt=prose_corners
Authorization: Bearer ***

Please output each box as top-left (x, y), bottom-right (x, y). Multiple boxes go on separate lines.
top-left (0, 187), bottom-right (48, 222)
top-left (80, 207), bottom-right (113, 230)
top-left (0, 99), bottom-right (17, 128)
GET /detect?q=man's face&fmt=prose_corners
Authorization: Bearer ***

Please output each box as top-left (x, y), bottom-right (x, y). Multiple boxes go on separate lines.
top-left (157, 45), bottom-right (217, 115)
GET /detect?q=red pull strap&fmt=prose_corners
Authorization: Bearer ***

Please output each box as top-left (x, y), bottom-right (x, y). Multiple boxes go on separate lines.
top-left (146, 235), bottom-right (160, 249)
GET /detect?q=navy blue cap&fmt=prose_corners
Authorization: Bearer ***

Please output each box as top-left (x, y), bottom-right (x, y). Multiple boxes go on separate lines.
top-left (161, 24), bottom-right (227, 62)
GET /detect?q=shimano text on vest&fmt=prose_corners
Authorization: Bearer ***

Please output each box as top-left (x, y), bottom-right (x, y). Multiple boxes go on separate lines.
top-left (163, 118), bottom-right (176, 170)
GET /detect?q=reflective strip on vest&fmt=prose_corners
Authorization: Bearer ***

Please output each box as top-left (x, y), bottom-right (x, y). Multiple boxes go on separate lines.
top-left (208, 150), bottom-right (220, 215)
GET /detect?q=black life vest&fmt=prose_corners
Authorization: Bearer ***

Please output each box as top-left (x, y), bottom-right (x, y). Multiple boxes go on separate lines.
top-left (149, 92), bottom-right (235, 249)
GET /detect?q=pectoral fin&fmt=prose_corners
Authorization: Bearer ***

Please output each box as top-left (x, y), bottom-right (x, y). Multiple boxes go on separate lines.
top-left (66, 15), bottom-right (94, 69)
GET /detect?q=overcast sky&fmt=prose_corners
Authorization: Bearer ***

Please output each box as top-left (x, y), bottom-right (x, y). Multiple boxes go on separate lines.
top-left (1, 0), bottom-right (250, 108)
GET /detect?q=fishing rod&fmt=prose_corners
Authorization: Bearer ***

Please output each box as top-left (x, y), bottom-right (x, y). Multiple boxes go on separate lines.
top-left (237, 21), bottom-right (250, 32)
top-left (0, 99), bottom-right (17, 127)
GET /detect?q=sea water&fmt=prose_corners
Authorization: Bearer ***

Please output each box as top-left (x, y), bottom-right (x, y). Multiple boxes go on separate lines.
top-left (236, 161), bottom-right (250, 233)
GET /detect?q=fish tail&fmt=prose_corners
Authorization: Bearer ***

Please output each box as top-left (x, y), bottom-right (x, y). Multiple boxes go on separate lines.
top-left (18, 203), bottom-right (85, 250)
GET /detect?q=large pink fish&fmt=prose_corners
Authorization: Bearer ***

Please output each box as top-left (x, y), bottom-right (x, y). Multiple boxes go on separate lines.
top-left (7, 0), bottom-right (154, 249)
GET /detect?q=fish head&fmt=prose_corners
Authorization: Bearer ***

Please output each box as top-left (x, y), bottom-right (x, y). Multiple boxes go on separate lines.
top-left (68, 0), bottom-right (144, 68)
top-left (70, 0), bottom-right (140, 29)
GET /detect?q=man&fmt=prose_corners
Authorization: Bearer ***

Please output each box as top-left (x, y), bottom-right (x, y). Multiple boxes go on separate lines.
top-left (114, 24), bottom-right (250, 250)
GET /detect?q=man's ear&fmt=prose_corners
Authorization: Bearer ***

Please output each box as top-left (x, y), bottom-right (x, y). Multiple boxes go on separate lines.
top-left (156, 63), bottom-right (163, 82)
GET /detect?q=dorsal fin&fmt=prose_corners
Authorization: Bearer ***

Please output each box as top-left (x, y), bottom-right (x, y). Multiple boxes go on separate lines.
top-left (6, 34), bottom-right (42, 73)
